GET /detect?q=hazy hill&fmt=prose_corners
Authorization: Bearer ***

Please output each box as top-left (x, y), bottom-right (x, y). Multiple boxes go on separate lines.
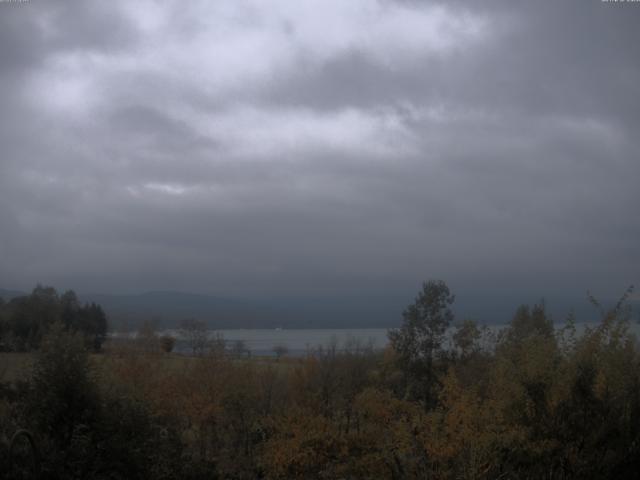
top-left (80, 291), bottom-right (284, 330)
top-left (1, 287), bottom-right (635, 331)
top-left (79, 291), bottom-right (406, 331)
top-left (0, 288), bottom-right (26, 301)
top-left (0, 288), bottom-right (404, 329)
top-left (76, 291), bottom-right (640, 331)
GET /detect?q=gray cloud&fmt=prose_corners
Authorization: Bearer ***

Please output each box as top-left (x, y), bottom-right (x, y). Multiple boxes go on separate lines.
top-left (0, 0), bottom-right (638, 321)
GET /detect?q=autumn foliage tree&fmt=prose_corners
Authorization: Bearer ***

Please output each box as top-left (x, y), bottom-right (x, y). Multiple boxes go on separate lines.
top-left (388, 280), bottom-right (455, 408)
top-left (2, 281), bottom-right (639, 479)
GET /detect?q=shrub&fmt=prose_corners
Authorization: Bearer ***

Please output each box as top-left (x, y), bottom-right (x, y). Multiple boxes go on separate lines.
top-left (159, 335), bottom-right (176, 353)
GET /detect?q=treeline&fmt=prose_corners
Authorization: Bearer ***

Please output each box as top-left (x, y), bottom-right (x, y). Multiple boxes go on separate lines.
top-left (0, 285), bottom-right (108, 352)
top-left (1, 281), bottom-right (639, 479)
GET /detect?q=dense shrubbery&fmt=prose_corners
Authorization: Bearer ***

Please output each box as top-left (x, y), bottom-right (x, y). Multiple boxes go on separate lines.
top-left (1, 281), bottom-right (639, 479)
top-left (3, 324), bottom-right (182, 479)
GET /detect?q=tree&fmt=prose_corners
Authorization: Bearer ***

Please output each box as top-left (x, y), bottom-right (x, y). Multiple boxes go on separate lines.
top-left (29, 323), bottom-right (100, 449)
top-left (179, 318), bottom-right (209, 356)
top-left (78, 302), bottom-right (108, 351)
top-left (388, 280), bottom-right (455, 408)
top-left (159, 335), bottom-right (176, 353)
top-left (0, 297), bottom-right (7, 350)
top-left (60, 289), bottom-right (80, 331)
top-left (0, 286), bottom-right (108, 352)
top-left (231, 339), bottom-right (248, 358)
top-left (59, 290), bottom-right (108, 351)
top-left (272, 344), bottom-right (288, 360)
top-left (452, 319), bottom-right (481, 360)
top-left (504, 302), bottom-right (554, 345)
top-left (28, 323), bottom-right (183, 478)
top-left (7, 285), bottom-right (61, 350)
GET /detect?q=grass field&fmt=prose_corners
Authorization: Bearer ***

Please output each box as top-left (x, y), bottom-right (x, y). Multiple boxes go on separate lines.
top-left (0, 352), bottom-right (35, 383)
top-left (0, 347), bottom-right (299, 386)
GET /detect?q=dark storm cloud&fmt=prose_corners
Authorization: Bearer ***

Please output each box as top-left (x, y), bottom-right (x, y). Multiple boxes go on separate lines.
top-left (0, 0), bottom-right (638, 317)
top-left (0, 0), bottom-right (135, 77)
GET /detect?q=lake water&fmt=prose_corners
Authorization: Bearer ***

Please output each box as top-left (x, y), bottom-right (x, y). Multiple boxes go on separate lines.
top-left (162, 328), bottom-right (390, 356)
top-left (123, 320), bottom-right (639, 357)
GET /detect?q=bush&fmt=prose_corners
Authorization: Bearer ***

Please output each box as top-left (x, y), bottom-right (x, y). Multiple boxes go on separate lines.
top-left (26, 323), bottom-right (183, 479)
top-left (159, 335), bottom-right (176, 353)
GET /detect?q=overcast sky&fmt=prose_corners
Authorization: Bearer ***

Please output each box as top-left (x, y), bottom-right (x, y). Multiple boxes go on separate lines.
top-left (0, 0), bottom-right (638, 311)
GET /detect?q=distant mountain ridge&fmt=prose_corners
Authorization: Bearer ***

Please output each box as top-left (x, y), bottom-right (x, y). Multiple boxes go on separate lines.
top-left (0, 288), bottom-right (26, 301)
top-left (0, 288), bottom-right (401, 329)
top-left (80, 291), bottom-right (287, 330)
top-left (1, 287), bottom-right (636, 331)
top-left (79, 290), bottom-right (405, 330)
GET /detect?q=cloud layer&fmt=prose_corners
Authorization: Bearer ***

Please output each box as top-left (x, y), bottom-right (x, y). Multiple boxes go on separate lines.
top-left (1, 0), bottom-right (638, 314)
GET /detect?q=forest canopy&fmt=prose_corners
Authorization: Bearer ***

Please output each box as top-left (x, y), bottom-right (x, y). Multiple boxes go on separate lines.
top-left (0, 285), bottom-right (108, 352)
